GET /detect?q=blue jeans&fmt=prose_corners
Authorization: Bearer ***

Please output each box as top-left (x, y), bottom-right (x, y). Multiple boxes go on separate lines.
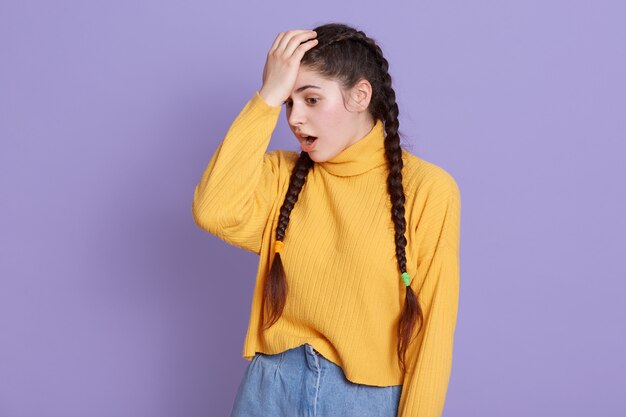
top-left (229, 343), bottom-right (403, 417)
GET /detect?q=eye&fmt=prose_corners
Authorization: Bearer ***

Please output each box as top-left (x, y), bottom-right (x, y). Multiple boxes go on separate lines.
top-left (282, 98), bottom-right (320, 107)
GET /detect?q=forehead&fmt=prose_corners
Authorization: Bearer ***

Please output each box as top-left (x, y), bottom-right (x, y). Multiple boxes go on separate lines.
top-left (292, 67), bottom-right (336, 92)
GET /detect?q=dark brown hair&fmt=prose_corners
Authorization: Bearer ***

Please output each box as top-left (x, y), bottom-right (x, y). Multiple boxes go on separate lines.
top-left (261, 22), bottom-right (424, 375)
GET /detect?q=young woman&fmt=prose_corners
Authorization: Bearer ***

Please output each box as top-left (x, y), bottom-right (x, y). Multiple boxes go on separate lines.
top-left (192, 23), bottom-right (461, 417)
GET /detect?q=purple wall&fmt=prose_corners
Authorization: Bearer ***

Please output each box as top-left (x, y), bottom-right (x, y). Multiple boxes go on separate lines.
top-left (1, 1), bottom-right (625, 416)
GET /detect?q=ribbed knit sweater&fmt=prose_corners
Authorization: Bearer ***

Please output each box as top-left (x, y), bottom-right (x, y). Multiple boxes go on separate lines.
top-left (192, 90), bottom-right (461, 417)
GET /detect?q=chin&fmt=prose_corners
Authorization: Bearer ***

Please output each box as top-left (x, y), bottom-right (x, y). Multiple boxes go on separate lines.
top-left (306, 152), bottom-right (326, 163)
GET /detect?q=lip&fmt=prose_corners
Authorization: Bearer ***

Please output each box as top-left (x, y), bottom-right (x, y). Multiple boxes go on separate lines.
top-left (301, 137), bottom-right (317, 152)
top-left (296, 131), bottom-right (316, 141)
top-left (294, 130), bottom-right (319, 152)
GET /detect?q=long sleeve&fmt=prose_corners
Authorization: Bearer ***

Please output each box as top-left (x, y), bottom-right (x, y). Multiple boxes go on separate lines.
top-left (397, 173), bottom-right (461, 417)
top-left (191, 90), bottom-right (284, 254)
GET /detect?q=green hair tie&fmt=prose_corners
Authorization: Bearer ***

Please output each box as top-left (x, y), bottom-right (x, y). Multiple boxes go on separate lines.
top-left (401, 272), bottom-right (411, 286)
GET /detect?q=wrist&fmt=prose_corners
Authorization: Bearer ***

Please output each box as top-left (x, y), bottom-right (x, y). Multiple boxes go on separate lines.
top-left (258, 89), bottom-right (282, 108)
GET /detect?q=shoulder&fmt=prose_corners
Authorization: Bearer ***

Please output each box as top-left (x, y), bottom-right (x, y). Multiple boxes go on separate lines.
top-left (401, 149), bottom-right (460, 203)
top-left (402, 150), bottom-right (462, 249)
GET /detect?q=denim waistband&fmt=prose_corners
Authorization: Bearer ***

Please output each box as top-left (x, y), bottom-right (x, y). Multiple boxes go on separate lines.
top-left (231, 343), bottom-right (403, 417)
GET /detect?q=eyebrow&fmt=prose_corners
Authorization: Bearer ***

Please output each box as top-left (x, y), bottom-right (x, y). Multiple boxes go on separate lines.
top-left (284, 85), bottom-right (322, 102)
top-left (293, 85), bottom-right (322, 94)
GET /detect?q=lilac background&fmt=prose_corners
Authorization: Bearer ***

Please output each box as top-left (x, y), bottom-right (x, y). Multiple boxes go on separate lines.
top-left (1, 1), bottom-right (625, 416)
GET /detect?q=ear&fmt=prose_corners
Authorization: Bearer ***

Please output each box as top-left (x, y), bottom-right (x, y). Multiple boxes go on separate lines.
top-left (349, 78), bottom-right (373, 111)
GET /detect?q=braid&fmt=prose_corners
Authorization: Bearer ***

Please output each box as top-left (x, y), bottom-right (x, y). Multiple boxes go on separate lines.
top-left (260, 23), bottom-right (424, 376)
top-left (262, 152), bottom-right (314, 330)
top-left (342, 29), bottom-right (424, 374)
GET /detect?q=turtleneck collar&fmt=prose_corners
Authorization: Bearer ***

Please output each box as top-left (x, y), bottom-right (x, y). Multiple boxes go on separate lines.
top-left (318, 118), bottom-right (387, 177)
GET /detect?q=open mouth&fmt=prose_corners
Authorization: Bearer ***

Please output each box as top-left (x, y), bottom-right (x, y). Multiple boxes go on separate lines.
top-left (303, 135), bottom-right (318, 144)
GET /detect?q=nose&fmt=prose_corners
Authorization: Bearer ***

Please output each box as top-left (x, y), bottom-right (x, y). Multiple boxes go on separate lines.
top-left (287, 102), bottom-right (306, 128)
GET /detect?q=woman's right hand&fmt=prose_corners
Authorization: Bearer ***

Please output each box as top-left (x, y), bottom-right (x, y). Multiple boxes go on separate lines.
top-left (259, 30), bottom-right (319, 107)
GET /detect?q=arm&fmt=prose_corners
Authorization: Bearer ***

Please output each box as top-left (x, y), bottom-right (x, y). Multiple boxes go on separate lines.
top-left (397, 172), bottom-right (461, 417)
top-left (191, 90), bottom-right (284, 254)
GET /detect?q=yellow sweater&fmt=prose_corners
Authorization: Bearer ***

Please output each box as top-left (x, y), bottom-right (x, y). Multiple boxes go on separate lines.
top-left (192, 90), bottom-right (461, 417)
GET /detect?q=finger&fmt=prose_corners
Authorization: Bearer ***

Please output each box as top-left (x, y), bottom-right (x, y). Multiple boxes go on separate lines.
top-left (284, 31), bottom-right (317, 58)
top-left (269, 31), bottom-right (286, 54)
top-left (277, 30), bottom-right (316, 56)
top-left (292, 38), bottom-right (319, 60)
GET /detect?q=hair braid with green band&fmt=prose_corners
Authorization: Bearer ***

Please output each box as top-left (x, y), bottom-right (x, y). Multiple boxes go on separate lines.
top-left (401, 271), bottom-right (411, 287)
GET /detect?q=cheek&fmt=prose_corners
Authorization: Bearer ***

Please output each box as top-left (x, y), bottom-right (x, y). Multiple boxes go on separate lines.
top-left (307, 99), bottom-right (353, 159)
top-left (316, 101), bottom-right (349, 133)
